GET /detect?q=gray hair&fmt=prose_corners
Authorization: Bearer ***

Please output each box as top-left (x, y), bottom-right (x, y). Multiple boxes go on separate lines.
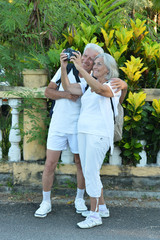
top-left (83, 43), bottom-right (104, 55)
top-left (95, 53), bottom-right (119, 80)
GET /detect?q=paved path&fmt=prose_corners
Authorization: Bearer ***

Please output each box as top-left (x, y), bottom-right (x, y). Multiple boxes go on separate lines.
top-left (0, 202), bottom-right (160, 240)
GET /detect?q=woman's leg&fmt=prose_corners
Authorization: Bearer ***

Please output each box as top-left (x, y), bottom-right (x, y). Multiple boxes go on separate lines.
top-left (84, 134), bottom-right (110, 199)
top-left (77, 134), bottom-right (110, 228)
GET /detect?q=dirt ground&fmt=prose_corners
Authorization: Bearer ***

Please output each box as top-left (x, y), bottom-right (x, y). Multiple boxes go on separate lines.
top-left (0, 192), bottom-right (160, 209)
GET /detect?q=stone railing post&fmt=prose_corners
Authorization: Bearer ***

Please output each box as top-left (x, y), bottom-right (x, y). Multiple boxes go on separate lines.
top-left (61, 147), bottom-right (74, 164)
top-left (137, 140), bottom-right (147, 167)
top-left (22, 69), bottom-right (48, 161)
top-left (109, 145), bottom-right (122, 165)
top-left (157, 150), bottom-right (160, 166)
top-left (0, 99), bottom-right (2, 159)
top-left (8, 99), bottom-right (21, 162)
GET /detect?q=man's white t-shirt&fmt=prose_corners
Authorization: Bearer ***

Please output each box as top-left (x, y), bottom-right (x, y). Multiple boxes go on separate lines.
top-left (48, 67), bottom-right (87, 135)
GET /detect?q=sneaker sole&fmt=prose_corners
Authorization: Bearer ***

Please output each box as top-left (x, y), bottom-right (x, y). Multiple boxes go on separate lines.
top-left (76, 209), bottom-right (88, 214)
top-left (81, 212), bottom-right (110, 218)
top-left (34, 209), bottom-right (51, 218)
top-left (77, 221), bottom-right (102, 229)
top-left (100, 213), bottom-right (110, 218)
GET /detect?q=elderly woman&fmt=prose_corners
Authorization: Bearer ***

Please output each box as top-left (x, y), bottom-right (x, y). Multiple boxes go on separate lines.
top-left (61, 52), bottom-right (122, 229)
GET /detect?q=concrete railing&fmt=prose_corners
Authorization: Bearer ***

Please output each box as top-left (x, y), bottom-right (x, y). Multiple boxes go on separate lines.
top-left (0, 80), bottom-right (160, 189)
top-left (0, 85), bottom-right (160, 167)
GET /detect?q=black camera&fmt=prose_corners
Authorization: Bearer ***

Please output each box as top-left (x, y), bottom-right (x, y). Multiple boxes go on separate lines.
top-left (63, 48), bottom-right (79, 61)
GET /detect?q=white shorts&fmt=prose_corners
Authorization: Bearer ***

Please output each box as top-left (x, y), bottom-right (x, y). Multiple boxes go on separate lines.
top-left (47, 132), bottom-right (78, 154)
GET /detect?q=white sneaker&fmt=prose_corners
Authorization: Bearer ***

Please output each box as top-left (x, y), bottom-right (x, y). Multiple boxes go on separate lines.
top-left (82, 208), bottom-right (110, 218)
top-left (34, 201), bottom-right (51, 218)
top-left (77, 215), bottom-right (102, 229)
top-left (75, 198), bottom-right (87, 213)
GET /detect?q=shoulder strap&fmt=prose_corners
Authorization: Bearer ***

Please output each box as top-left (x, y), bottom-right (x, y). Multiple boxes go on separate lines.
top-left (110, 97), bottom-right (115, 122)
top-left (84, 75), bottom-right (97, 92)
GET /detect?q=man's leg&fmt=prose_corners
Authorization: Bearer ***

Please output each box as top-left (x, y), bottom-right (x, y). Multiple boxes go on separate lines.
top-left (68, 134), bottom-right (87, 213)
top-left (34, 149), bottom-right (61, 218)
top-left (42, 150), bottom-right (61, 191)
top-left (74, 153), bottom-right (87, 213)
top-left (74, 154), bottom-right (85, 190)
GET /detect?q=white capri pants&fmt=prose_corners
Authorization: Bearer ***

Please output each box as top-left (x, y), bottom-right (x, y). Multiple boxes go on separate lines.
top-left (78, 133), bottom-right (110, 198)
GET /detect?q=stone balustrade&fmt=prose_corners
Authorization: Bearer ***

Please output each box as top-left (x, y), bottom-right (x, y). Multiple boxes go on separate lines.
top-left (0, 84), bottom-right (160, 190)
top-left (0, 86), bottom-right (160, 167)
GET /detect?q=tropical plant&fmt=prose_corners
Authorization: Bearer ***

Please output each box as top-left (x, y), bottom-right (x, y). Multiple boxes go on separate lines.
top-left (75, 0), bottom-right (128, 28)
top-left (62, 23), bottom-right (101, 52)
top-left (143, 99), bottom-right (160, 163)
top-left (120, 56), bottom-right (148, 91)
top-left (0, 0), bottom-right (81, 85)
top-left (0, 105), bottom-right (11, 160)
top-left (119, 91), bottom-right (147, 166)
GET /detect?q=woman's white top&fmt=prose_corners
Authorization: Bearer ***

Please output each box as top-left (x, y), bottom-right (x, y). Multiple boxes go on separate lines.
top-left (78, 81), bottom-right (121, 153)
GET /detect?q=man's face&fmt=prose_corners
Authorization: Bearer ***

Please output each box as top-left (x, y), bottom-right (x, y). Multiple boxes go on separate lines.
top-left (81, 48), bottom-right (99, 73)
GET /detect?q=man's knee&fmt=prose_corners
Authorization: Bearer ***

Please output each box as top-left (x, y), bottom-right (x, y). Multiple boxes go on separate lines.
top-left (45, 150), bottom-right (61, 172)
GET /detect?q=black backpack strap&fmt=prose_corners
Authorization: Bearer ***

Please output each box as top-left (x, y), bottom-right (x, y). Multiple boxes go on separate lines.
top-left (85, 84), bottom-right (89, 91)
top-left (55, 79), bottom-right (61, 89)
top-left (55, 63), bottom-right (73, 88)
top-left (110, 97), bottom-right (115, 122)
top-left (84, 75), bottom-right (97, 92)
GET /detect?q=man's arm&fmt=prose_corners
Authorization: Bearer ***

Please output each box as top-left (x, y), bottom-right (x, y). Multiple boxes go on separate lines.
top-left (45, 81), bottom-right (79, 102)
top-left (119, 88), bottom-right (128, 104)
top-left (110, 79), bottom-right (128, 104)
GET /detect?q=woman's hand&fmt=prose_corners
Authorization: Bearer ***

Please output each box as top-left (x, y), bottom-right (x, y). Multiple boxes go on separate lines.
top-left (70, 52), bottom-right (82, 70)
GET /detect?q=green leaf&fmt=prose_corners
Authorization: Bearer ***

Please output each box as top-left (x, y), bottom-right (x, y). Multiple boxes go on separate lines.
top-left (123, 150), bottom-right (132, 157)
top-left (146, 124), bottom-right (154, 130)
top-left (133, 115), bottom-right (141, 121)
top-left (124, 125), bottom-right (132, 131)
top-left (133, 153), bottom-right (141, 161)
top-left (134, 143), bottom-right (142, 148)
top-left (124, 143), bottom-right (130, 149)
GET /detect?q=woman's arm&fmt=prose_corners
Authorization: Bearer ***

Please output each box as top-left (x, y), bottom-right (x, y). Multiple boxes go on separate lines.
top-left (60, 52), bottom-right (83, 96)
top-left (71, 53), bottom-right (113, 98)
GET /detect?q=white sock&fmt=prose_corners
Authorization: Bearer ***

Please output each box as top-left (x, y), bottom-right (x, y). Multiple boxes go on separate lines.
top-left (76, 188), bottom-right (85, 199)
top-left (99, 204), bottom-right (107, 211)
top-left (90, 211), bottom-right (100, 219)
top-left (42, 191), bottom-right (51, 203)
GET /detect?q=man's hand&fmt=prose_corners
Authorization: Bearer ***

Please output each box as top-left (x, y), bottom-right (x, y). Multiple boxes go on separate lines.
top-left (68, 94), bottom-right (80, 102)
top-left (110, 78), bottom-right (128, 93)
top-left (60, 50), bottom-right (68, 68)
top-left (45, 82), bottom-right (80, 101)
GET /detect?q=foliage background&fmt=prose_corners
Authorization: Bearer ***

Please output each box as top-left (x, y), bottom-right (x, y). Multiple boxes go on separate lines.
top-left (0, 0), bottom-right (160, 165)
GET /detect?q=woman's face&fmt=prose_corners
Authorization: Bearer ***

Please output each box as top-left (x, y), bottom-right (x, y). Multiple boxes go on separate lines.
top-left (93, 57), bottom-right (108, 79)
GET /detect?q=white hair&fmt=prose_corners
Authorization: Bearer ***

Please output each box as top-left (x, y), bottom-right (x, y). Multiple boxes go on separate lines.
top-left (83, 43), bottom-right (104, 55)
top-left (95, 53), bottom-right (119, 79)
